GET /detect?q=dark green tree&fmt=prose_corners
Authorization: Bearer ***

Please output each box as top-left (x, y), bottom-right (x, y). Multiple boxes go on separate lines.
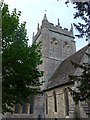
top-left (57, 0), bottom-right (90, 118)
top-left (58, 1), bottom-right (90, 40)
top-left (68, 61), bottom-right (90, 104)
top-left (67, 1), bottom-right (90, 104)
top-left (72, 2), bottom-right (90, 40)
top-left (2, 3), bottom-right (43, 113)
top-left (57, 0), bottom-right (90, 104)
top-left (64, 2), bottom-right (90, 118)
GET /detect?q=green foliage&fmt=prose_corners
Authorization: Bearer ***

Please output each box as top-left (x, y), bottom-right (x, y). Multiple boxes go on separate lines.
top-left (63, 1), bottom-right (90, 105)
top-left (2, 3), bottom-right (43, 113)
top-left (64, 1), bottom-right (90, 40)
top-left (68, 61), bottom-right (90, 104)
top-left (73, 2), bottom-right (90, 40)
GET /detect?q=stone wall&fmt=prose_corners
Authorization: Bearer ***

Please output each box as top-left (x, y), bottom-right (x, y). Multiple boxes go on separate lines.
top-left (44, 85), bottom-right (74, 118)
top-left (33, 16), bottom-right (76, 89)
top-left (3, 93), bottom-right (45, 119)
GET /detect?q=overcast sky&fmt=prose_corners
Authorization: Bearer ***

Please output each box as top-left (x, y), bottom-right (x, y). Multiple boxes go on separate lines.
top-left (4, 0), bottom-right (87, 50)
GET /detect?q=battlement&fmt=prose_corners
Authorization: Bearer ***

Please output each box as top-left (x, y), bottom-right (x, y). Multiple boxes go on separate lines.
top-left (33, 14), bottom-right (74, 42)
top-left (41, 19), bottom-right (72, 33)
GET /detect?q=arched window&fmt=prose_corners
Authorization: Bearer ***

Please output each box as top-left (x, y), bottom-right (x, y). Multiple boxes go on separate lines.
top-left (22, 103), bottom-right (26, 113)
top-left (15, 103), bottom-right (19, 113)
top-left (64, 88), bottom-right (69, 116)
top-left (15, 103), bottom-right (22, 114)
top-left (46, 93), bottom-right (48, 114)
top-left (30, 95), bottom-right (34, 114)
top-left (62, 41), bottom-right (70, 59)
top-left (22, 103), bottom-right (29, 114)
top-left (53, 90), bottom-right (57, 112)
top-left (50, 38), bottom-right (58, 57)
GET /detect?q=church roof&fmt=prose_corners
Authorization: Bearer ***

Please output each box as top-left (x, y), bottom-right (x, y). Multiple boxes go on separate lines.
top-left (45, 45), bottom-right (88, 91)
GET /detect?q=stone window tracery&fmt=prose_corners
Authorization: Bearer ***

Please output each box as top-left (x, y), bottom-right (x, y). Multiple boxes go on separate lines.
top-left (50, 38), bottom-right (59, 57)
top-left (62, 41), bottom-right (71, 59)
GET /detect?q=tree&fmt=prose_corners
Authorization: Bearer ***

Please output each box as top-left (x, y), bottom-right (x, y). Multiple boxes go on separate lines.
top-left (67, 1), bottom-right (90, 103)
top-left (2, 3), bottom-right (43, 113)
top-left (64, 1), bottom-right (90, 118)
top-left (64, 2), bottom-right (90, 118)
top-left (58, 1), bottom-right (90, 40)
top-left (72, 2), bottom-right (90, 40)
top-left (57, 0), bottom-right (90, 104)
top-left (68, 61), bottom-right (90, 104)
top-left (57, 0), bottom-right (90, 118)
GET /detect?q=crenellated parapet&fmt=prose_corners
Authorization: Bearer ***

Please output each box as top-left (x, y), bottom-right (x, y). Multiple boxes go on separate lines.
top-left (33, 14), bottom-right (74, 42)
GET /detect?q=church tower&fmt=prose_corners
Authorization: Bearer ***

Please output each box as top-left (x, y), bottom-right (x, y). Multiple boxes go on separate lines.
top-left (32, 14), bottom-right (76, 89)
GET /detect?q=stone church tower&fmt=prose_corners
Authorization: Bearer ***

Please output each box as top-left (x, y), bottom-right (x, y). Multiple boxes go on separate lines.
top-left (32, 14), bottom-right (76, 89)
top-left (5, 14), bottom-right (89, 119)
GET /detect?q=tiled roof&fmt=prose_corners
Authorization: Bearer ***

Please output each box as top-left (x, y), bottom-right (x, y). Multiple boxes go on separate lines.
top-left (46, 45), bottom-right (88, 90)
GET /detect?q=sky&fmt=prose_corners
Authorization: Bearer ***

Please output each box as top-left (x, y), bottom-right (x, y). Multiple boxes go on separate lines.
top-left (4, 0), bottom-right (87, 51)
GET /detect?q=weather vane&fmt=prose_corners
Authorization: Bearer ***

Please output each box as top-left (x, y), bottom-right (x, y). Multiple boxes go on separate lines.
top-left (45, 10), bottom-right (47, 14)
